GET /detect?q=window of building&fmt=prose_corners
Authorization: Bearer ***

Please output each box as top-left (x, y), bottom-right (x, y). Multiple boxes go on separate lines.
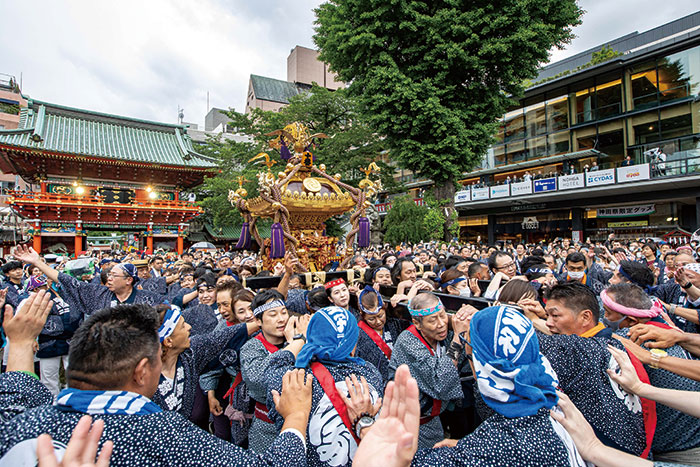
top-left (659, 114), bottom-right (693, 141)
top-left (633, 120), bottom-right (660, 145)
top-left (575, 86), bottom-right (595, 123)
top-left (507, 140), bottom-right (526, 163)
top-left (548, 131), bottom-right (570, 156)
top-left (525, 102), bottom-right (546, 138)
top-left (494, 145), bottom-right (506, 167)
top-left (546, 95), bottom-right (569, 132)
top-left (504, 109), bottom-right (525, 142)
top-left (595, 78), bottom-right (623, 119)
top-left (494, 121), bottom-right (505, 144)
top-left (631, 61), bottom-right (658, 110)
top-left (528, 136), bottom-right (547, 160)
top-left (658, 45), bottom-right (700, 103)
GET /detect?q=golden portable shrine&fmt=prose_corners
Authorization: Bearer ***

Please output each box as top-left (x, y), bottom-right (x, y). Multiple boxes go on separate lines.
top-left (229, 122), bottom-right (381, 271)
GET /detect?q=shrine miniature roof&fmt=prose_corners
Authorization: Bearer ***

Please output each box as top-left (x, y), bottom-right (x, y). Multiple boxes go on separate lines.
top-left (0, 99), bottom-right (217, 168)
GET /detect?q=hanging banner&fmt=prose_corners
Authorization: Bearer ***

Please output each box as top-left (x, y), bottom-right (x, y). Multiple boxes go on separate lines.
top-left (454, 190), bottom-right (471, 203)
top-left (490, 185), bottom-right (510, 198)
top-left (616, 163), bottom-right (650, 183)
top-left (510, 181), bottom-right (533, 196)
top-left (597, 204), bottom-right (655, 218)
top-left (608, 220), bottom-right (649, 228)
top-left (558, 173), bottom-right (585, 190)
top-left (586, 168), bottom-right (615, 187)
top-left (472, 187), bottom-right (490, 200)
top-left (534, 177), bottom-right (556, 193)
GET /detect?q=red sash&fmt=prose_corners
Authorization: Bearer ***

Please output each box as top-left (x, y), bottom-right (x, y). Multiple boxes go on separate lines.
top-left (223, 373), bottom-right (243, 405)
top-left (358, 321), bottom-right (392, 359)
top-left (624, 349), bottom-right (657, 459)
top-left (251, 333), bottom-right (280, 423)
top-left (310, 362), bottom-right (361, 444)
top-left (406, 325), bottom-right (443, 424)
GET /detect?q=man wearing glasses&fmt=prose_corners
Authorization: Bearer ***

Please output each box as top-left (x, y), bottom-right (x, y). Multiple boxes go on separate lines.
top-left (483, 251), bottom-right (518, 300)
top-left (13, 245), bottom-right (163, 317)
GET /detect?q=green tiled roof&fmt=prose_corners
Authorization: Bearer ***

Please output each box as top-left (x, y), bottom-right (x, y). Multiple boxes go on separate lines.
top-left (205, 223), bottom-right (271, 240)
top-left (0, 99), bottom-right (217, 168)
top-left (250, 75), bottom-right (309, 104)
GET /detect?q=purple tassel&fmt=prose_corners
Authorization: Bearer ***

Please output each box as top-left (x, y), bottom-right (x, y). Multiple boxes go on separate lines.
top-left (280, 140), bottom-right (291, 160)
top-left (270, 222), bottom-right (285, 258)
top-left (235, 222), bottom-right (251, 250)
top-left (358, 217), bottom-right (370, 248)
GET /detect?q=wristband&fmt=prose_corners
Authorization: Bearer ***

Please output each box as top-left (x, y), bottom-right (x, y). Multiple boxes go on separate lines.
top-left (682, 282), bottom-right (693, 290)
top-left (669, 304), bottom-right (677, 315)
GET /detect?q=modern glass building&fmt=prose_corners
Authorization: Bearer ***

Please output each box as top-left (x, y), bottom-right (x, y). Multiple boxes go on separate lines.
top-left (379, 12), bottom-right (700, 245)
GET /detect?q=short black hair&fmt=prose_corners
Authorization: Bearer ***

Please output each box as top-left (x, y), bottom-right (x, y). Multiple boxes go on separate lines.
top-left (545, 281), bottom-right (600, 323)
top-left (618, 260), bottom-right (654, 289)
top-left (444, 255), bottom-right (466, 270)
top-left (67, 304), bottom-right (161, 390)
top-left (250, 289), bottom-right (285, 318)
top-left (488, 251), bottom-right (513, 272)
top-left (1, 260), bottom-right (22, 274)
top-left (467, 261), bottom-right (484, 278)
top-left (307, 286), bottom-right (331, 312)
top-left (519, 256), bottom-right (549, 278)
top-left (565, 252), bottom-right (586, 265)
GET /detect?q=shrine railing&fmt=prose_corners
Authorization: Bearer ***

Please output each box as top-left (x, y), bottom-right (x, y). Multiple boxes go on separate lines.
top-left (8, 191), bottom-right (202, 211)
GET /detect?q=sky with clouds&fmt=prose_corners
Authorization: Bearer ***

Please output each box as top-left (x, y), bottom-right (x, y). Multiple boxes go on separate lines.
top-left (1, 1), bottom-right (698, 128)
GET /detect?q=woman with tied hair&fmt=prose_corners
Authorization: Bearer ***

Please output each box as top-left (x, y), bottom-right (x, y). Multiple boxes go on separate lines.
top-left (152, 303), bottom-right (260, 427)
top-left (438, 268), bottom-right (479, 298)
top-left (414, 305), bottom-right (587, 466)
top-left (355, 286), bottom-right (409, 386)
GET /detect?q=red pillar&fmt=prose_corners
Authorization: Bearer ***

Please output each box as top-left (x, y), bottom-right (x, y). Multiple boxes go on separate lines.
top-left (32, 220), bottom-right (41, 253)
top-left (177, 223), bottom-right (185, 255)
top-left (40, 181), bottom-right (47, 193)
top-left (74, 221), bottom-right (83, 258)
top-left (146, 223), bottom-right (154, 254)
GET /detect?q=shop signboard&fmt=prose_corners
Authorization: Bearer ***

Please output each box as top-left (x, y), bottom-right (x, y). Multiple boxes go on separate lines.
top-left (510, 181), bottom-right (532, 196)
top-left (534, 177), bottom-right (556, 193)
top-left (454, 190), bottom-right (471, 203)
top-left (490, 185), bottom-right (510, 198)
top-left (586, 168), bottom-right (615, 187)
top-left (521, 216), bottom-right (539, 229)
top-left (558, 173), bottom-right (585, 190)
top-left (472, 187), bottom-right (490, 200)
top-left (616, 163), bottom-right (650, 183)
top-left (597, 204), bottom-right (655, 218)
top-left (608, 220), bottom-right (649, 228)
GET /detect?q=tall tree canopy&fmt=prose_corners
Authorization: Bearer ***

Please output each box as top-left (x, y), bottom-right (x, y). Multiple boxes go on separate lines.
top-left (195, 84), bottom-right (392, 227)
top-left (314, 0), bottom-right (583, 233)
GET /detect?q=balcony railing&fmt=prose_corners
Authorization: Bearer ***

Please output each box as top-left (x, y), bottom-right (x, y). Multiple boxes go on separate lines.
top-left (375, 198), bottom-right (424, 213)
top-left (8, 191), bottom-right (201, 211)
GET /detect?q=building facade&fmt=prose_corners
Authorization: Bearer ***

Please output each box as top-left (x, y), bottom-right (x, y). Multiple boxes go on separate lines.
top-left (245, 45), bottom-right (344, 114)
top-left (378, 12), bottom-right (700, 245)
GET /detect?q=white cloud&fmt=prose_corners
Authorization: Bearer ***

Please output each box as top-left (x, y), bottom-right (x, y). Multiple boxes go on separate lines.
top-left (0, 0), bottom-right (697, 127)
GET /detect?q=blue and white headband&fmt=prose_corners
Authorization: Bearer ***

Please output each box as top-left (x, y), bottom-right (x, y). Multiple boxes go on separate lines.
top-left (253, 299), bottom-right (286, 318)
top-left (358, 285), bottom-right (384, 315)
top-left (440, 277), bottom-right (466, 289)
top-left (408, 299), bottom-right (444, 317)
top-left (525, 267), bottom-right (553, 275)
top-left (158, 305), bottom-right (182, 343)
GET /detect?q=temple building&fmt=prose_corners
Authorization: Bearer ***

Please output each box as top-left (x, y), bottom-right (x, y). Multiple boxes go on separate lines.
top-left (0, 98), bottom-right (217, 255)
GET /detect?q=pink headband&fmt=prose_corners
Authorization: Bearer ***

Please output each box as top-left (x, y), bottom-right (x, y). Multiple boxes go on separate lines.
top-left (600, 289), bottom-right (663, 318)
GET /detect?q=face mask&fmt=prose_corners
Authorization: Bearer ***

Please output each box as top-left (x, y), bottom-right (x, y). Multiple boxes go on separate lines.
top-left (459, 288), bottom-right (471, 298)
top-left (602, 315), bottom-right (626, 332)
top-left (568, 270), bottom-right (585, 280)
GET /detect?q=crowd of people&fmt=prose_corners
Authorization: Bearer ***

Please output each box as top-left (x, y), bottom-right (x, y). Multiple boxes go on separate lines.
top-left (1, 232), bottom-right (700, 466)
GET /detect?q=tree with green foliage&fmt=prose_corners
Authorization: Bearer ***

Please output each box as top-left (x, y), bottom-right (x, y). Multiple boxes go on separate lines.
top-left (195, 84), bottom-right (393, 228)
top-left (315, 0), bottom-right (583, 239)
top-left (382, 195), bottom-right (428, 244)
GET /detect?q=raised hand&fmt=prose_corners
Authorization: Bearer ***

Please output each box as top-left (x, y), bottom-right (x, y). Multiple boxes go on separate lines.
top-left (339, 374), bottom-right (381, 428)
top-left (628, 323), bottom-right (681, 349)
top-left (37, 415), bottom-right (113, 467)
top-left (606, 345), bottom-right (647, 395)
top-left (13, 244), bottom-right (41, 265)
top-left (352, 364), bottom-right (419, 467)
top-left (272, 369), bottom-right (313, 421)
